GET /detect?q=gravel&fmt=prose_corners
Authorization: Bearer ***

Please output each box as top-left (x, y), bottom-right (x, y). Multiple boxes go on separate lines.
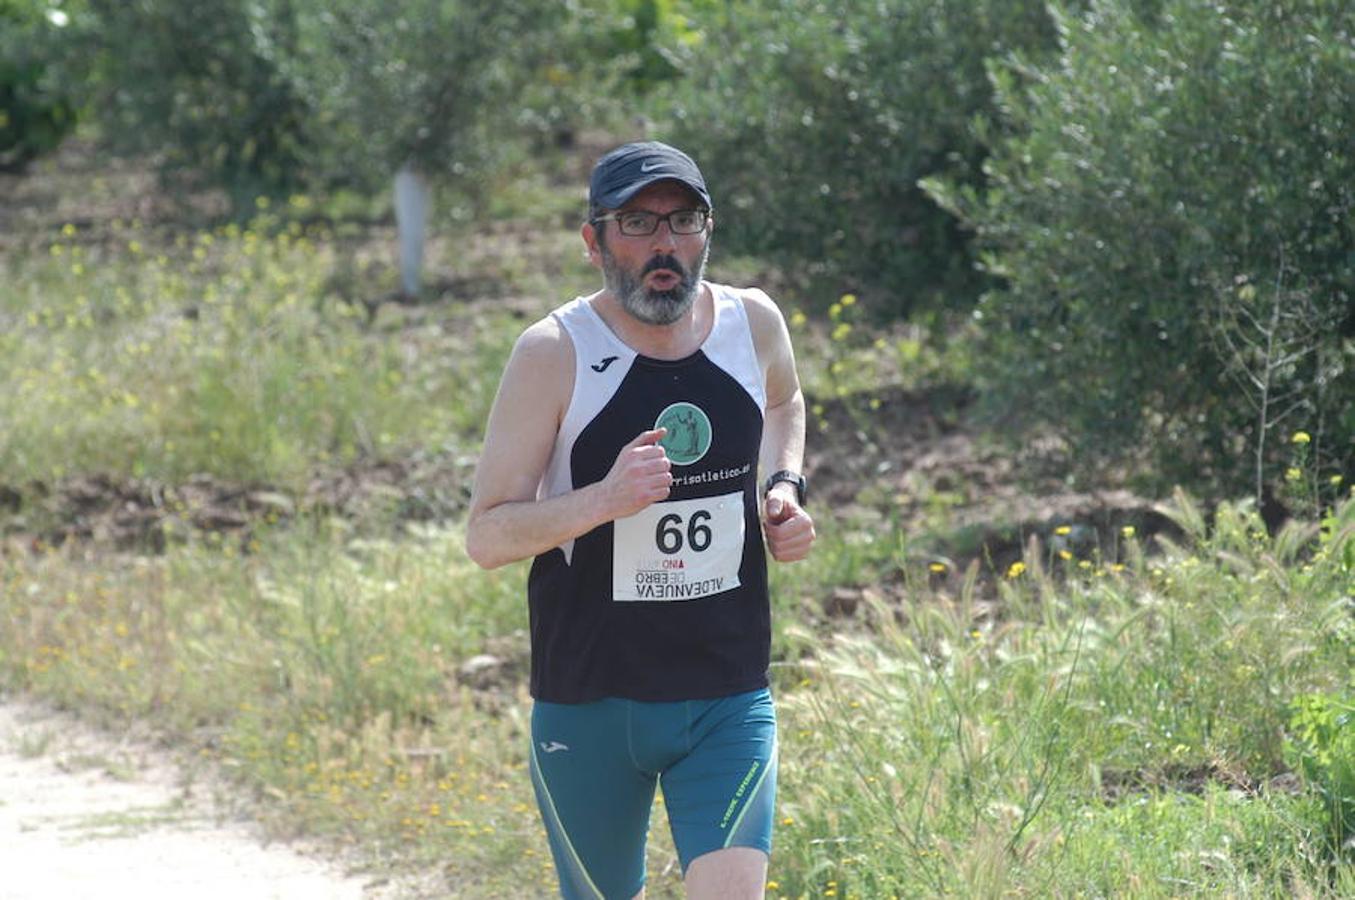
top-left (0, 697), bottom-right (398, 900)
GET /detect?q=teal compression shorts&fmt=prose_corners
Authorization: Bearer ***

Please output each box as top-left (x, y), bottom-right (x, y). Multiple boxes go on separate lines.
top-left (529, 688), bottom-right (777, 900)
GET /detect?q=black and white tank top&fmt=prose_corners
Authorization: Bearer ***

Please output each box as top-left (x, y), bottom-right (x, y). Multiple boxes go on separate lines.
top-left (527, 283), bottom-right (770, 703)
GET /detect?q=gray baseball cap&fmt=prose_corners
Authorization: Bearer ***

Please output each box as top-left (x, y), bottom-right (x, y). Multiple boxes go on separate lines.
top-left (588, 141), bottom-right (712, 213)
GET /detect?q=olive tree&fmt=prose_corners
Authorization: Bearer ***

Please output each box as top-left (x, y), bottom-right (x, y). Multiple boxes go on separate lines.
top-left (284, 0), bottom-right (580, 295)
top-left (80, 0), bottom-right (312, 209)
top-left (662, 0), bottom-right (1060, 317)
top-left (926, 0), bottom-right (1355, 503)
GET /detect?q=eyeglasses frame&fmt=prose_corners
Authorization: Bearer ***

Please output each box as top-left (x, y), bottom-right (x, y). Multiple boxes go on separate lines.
top-left (590, 208), bottom-right (711, 237)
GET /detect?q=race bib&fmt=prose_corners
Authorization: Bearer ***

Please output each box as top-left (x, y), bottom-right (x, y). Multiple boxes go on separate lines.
top-left (613, 491), bottom-right (745, 602)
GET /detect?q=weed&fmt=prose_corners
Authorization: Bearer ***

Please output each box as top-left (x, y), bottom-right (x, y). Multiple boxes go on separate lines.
top-left (1287, 691), bottom-right (1355, 857)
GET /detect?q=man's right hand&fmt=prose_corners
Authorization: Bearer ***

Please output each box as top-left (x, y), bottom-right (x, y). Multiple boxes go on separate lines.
top-left (600, 428), bottom-right (673, 519)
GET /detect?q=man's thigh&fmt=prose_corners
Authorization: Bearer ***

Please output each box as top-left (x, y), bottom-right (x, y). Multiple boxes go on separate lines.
top-left (531, 700), bottom-right (656, 900)
top-left (660, 689), bottom-right (778, 873)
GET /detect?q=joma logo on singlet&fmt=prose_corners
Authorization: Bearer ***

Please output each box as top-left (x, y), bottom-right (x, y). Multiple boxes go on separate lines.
top-left (591, 356), bottom-right (619, 373)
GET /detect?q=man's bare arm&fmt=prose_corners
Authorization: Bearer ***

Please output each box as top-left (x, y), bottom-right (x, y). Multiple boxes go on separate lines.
top-left (465, 319), bottom-right (673, 569)
top-left (743, 289), bottom-right (815, 562)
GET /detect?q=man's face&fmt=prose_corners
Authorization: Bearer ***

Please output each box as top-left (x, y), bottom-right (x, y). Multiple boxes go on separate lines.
top-left (590, 181), bottom-right (711, 326)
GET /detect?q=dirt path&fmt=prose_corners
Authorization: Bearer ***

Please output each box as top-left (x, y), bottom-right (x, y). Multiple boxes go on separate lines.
top-left (0, 696), bottom-right (407, 900)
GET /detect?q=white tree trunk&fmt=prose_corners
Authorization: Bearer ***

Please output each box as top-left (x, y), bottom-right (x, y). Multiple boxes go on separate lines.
top-left (394, 164), bottom-right (429, 298)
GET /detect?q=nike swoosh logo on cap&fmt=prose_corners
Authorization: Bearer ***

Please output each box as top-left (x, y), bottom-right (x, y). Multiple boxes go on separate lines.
top-left (639, 161), bottom-right (663, 172)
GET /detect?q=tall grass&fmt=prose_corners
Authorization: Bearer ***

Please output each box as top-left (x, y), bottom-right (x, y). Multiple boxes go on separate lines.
top-left (0, 219), bottom-right (526, 487)
top-left (771, 492), bottom-right (1354, 898)
top-left (3, 494), bottom-right (1351, 896)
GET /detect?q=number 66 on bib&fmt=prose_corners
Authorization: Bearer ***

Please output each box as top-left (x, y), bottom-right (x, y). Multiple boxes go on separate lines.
top-left (611, 491), bottom-right (745, 602)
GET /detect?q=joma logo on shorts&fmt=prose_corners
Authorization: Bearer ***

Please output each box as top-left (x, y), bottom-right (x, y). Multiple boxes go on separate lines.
top-left (539, 741), bottom-right (570, 754)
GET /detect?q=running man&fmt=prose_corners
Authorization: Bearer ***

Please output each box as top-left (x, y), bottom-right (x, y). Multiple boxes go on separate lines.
top-left (466, 141), bottom-right (815, 900)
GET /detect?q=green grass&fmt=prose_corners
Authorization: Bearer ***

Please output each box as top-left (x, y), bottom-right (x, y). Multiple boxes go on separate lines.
top-left (2, 195), bottom-right (1354, 897)
top-left (0, 216), bottom-right (582, 488)
top-left (767, 493), bottom-right (1355, 898)
top-left (5, 494), bottom-right (1352, 896)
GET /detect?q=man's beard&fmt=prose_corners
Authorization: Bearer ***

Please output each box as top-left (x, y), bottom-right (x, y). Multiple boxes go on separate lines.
top-left (601, 240), bottom-right (710, 326)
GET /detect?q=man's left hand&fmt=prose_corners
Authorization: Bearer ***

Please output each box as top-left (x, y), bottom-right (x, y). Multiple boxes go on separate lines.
top-left (763, 487), bottom-right (816, 562)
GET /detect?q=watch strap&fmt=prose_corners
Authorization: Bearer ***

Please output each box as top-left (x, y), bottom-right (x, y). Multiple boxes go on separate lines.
top-left (763, 469), bottom-right (807, 506)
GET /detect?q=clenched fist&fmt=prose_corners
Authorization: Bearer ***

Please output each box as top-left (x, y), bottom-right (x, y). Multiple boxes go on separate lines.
top-left (601, 428), bottom-right (673, 520)
top-left (763, 488), bottom-right (815, 562)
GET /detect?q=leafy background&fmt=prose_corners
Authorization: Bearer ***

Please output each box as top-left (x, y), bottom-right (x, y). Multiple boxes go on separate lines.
top-left (2, 0), bottom-right (1354, 896)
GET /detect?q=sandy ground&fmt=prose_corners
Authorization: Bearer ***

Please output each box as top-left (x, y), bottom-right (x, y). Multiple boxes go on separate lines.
top-left (0, 696), bottom-right (408, 900)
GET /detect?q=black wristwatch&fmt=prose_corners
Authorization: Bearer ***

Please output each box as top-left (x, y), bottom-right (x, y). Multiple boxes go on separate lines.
top-left (763, 470), bottom-right (807, 506)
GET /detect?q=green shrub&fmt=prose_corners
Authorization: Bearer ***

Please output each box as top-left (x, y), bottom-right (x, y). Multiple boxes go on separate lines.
top-left (663, 0), bottom-right (1059, 316)
top-left (283, 0), bottom-right (573, 198)
top-left (588, 0), bottom-right (704, 96)
top-left (0, 0), bottom-right (77, 171)
top-left (1287, 691), bottom-right (1355, 855)
top-left (926, 0), bottom-right (1355, 500)
top-left (770, 494), bottom-right (1353, 896)
top-left (80, 0), bottom-right (311, 211)
top-left (74, 0), bottom-right (589, 216)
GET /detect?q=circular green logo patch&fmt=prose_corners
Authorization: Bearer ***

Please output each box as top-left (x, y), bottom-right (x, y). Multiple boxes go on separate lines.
top-left (655, 402), bottom-right (712, 466)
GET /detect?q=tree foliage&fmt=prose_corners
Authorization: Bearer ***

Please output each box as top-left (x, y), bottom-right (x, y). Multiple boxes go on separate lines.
top-left (78, 0), bottom-right (311, 208)
top-left (588, 0), bottom-right (704, 95)
top-left (0, 0), bottom-right (77, 172)
top-left (662, 0), bottom-right (1060, 317)
top-left (60, 0), bottom-right (598, 213)
top-left (927, 0), bottom-right (1355, 500)
top-left (8, 0), bottom-right (1353, 508)
top-left (282, 0), bottom-right (572, 195)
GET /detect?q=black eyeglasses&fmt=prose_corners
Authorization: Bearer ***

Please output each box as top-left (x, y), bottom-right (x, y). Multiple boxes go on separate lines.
top-left (592, 209), bottom-right (710, 237)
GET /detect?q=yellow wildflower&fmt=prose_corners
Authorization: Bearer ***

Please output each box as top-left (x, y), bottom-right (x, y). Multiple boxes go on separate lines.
top-left (1291, 431), bottom-right (1311, 445)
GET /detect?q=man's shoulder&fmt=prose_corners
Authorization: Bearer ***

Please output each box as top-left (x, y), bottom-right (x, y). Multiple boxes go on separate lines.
top-left (511, 310), bottom-right (575, 370)
top-left (714, 283), bottom-right (786, 337)
top-left (710, 281), bottom-right (775, 312)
